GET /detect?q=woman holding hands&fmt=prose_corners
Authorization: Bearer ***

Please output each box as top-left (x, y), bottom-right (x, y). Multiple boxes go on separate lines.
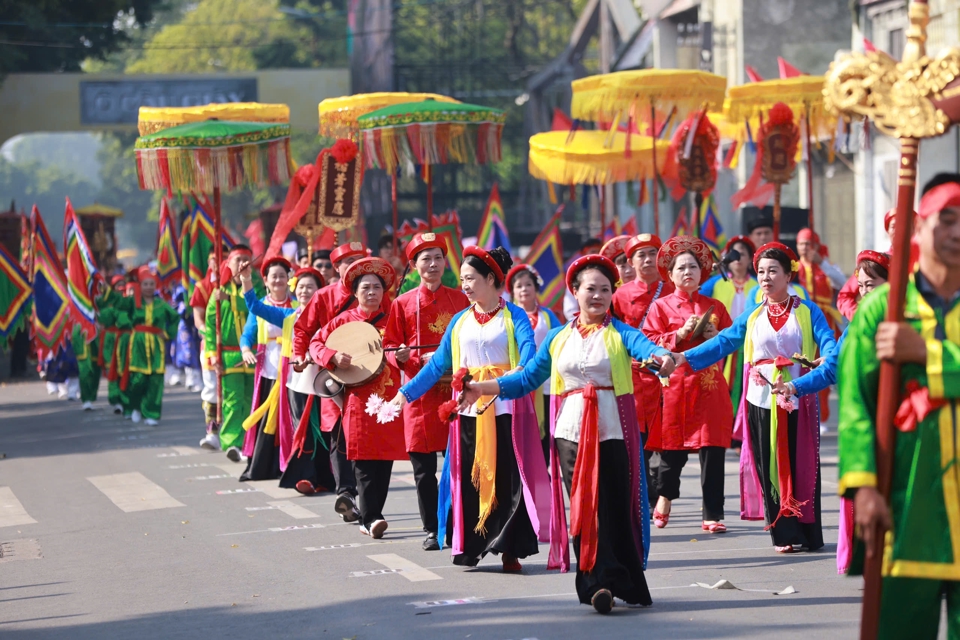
top-left (457, 255), bottom-right (677, 614)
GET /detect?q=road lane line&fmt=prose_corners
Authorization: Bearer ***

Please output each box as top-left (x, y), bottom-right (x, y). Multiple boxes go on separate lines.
top-left (0, 487), bottom-right (37, 527)
top-left (267, 500), bottom-right (319, 519)
top-left (87, 472), bottom-right (185, 512)
top-left (368, 553), bottom-right (442, 582)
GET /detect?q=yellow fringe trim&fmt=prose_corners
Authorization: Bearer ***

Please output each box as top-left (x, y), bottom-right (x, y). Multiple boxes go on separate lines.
top-left (318, 92), bottom-right (459, 138)
top-left (528, 131), bottom-right (671, 186)
top-left (571, 69), bottom-right (727, 123)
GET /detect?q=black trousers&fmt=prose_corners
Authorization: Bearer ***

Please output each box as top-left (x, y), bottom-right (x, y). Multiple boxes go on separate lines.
top-left (279, 390), bottom-right (336, 492)
top-left (641, 430), bottom-right (660, 509)
top-left (655, 446), bottom-right (726, 521)
top-left (555, 437), bottom-right (651, 606)
top-left (328, 416), bottom-right (357, 498)
top-left (354, 460), bottom-right (393, 527)
top-left (452, 414), bottom-right (539, 566)
top-left (409, 451), bottom-right (440, 534)
top-left (747, 403), bottom-right (823, 549)
top-left (240, 378), bottom-right (281, 482)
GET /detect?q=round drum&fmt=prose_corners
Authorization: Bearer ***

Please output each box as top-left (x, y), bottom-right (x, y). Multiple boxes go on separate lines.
top-left (325, 321), bottom-right (385, 387)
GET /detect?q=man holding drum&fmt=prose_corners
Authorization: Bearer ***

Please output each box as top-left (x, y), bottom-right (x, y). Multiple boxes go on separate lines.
top-left (384, 232), bottom-right (469, 551)
top-left (309, 257), bottom-right (406, 539)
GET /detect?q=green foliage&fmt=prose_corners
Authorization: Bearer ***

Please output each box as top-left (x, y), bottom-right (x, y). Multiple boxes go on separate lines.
top-left (0, 157), bottom-right (99, 239)
top-left (0, 0), bottom-right (163, 74)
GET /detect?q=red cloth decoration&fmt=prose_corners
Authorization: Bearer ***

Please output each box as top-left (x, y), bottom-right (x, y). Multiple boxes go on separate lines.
top-left (265, 157), bottom-right (322, 260)
top-left (451, 367), bottom-right (471, 393)
top-left (745, 65), bottom-right (764, 83)
top-left (330, 138), bottom-right (359, 164)
top-left (895, 381), bottom-right (949, 432)
top-left (856, 250), bottom-right (891, 272)
top-left (565, 254), bottom-right (620, 294)
top-left (778, 57), bottom-right (803, 79)
top-left (438, 399), bottom-right (459, 423)
top-left (219, 262), bottom-right (234, 288)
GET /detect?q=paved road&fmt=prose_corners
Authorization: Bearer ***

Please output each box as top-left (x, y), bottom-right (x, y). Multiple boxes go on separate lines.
top-left (0, 380), bottom-right (861, 639)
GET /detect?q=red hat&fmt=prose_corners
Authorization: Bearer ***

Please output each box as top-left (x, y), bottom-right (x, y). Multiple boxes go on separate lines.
top-left (724, 235), bottom-right (756, 255)
top-left (405, 232), bottom-right (447, 262)
top-left (505, 264), bottom-right (543, 291)
top-left (796, 228), bottom-right (820, 244)
top-left (137, 266), bottom-right (157, 283)
top-left (260, 256), bottom-right (292, 279)
top-left (342, 256), bottom-right (396, 292)
top-left (883, 208), bottom-right (896, 232)
top-left (600, 235), bottom-right (631, 261)
top-left (919, 181), bottom-right (960, 219)
top-left (624, 233), bottom-right (663, 259)
top-left (331, 242), bottom-right (367, 265)
top-left (656, 236), bottom-right (714, 285)
top-left (293, 267), bottom-right (325, 288)
top-left (857, 250), bottom-right (891, 272)
top-left (110, 275), bottom-right (125, 286)
top-left (754, 241), bottom-right (800, 273)
top-left (463, 246), bottom-right (505, 283)
top-left (818, 244), bottom-right (830, 258)
top-left (565, 254), bottom-right (620, 294)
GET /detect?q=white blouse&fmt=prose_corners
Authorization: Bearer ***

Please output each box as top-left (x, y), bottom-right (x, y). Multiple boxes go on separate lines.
top-left (552, 330), bottom-right (623, 443)
top-left (260, 297), bottom-right (287, 380)
top-left (746, 306), bottom-right (802, 409)
top-left (456, 310), bottom-right (512, 417)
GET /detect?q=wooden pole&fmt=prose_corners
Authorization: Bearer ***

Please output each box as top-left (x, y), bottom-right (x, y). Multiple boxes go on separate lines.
top-left (213, 186), bottom-right (224, 426)
top-left (599, 186), bottom-right (606, 238)
top-left (773, 184), bottom-right (782, 242)
top-left (859, 3), bottom-right (927, 638)
top-left (805, 104), bottom-right (815, 234)
top-left (392, 172), bottom-right (399, 254)
top-left (651, 104), bottom-right (660, 236)
top-left (694, 192), bottom-right (704, 238)
top-left (425, 165), bottom-right (434, 230)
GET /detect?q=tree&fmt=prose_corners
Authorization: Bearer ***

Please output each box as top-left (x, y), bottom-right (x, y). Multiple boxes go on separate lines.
top-left (0, 0), bottom-right (163, 74)
top-left (0, 157), bottom-right (99, 241)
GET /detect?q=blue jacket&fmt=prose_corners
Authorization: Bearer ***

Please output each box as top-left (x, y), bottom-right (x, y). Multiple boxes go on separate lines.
top-left (792, 327), bottom-right (847, 397)
top-left (240, 289), bottom-right (297, 349)
top-left (497, 318), bottom-right (670, 400)
top-left (400, 301), bottom-right (536, 403)
top-left (683, 297), bottom-right (837, 373)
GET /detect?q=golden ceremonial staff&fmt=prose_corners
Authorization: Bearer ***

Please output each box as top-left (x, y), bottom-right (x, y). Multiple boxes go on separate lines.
top-left (824, 1), bottom-right (959, 636)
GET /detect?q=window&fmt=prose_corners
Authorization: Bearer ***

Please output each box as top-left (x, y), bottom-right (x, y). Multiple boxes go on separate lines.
top-left (888, 27), bottom-right (904, 60)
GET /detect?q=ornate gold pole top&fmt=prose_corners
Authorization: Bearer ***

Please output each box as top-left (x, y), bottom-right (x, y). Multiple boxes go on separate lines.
top-left (822, 0), bottom-right (960, 140)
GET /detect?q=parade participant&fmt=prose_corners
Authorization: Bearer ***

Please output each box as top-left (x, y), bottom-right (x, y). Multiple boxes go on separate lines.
top-left (378, 234), bottom-right (406, 274)
top-left (115, 267), bottom-right (180, 425)
top-left (796, 228), bottom-right (840, 423)
top-left (563, 238), bottom-right (603, 319)
top-left (99, 275), bottom-right (126, 413)
top-left (838, 176), bottom-right (960, 636)
top-left (112, 281), bottom-right (139, 415)
top-left (71, 319), bottom-right (100, 411)
top-left (837, 212), bottom-right (897, 321)
top-left (600, 235), bottom-right (635, 285)
top-left (312, 249), bottom-right (336, 285)
top-left (702, 236), bottom-right (758, 447)
top-left (206, 245), bottom-right (260, 460)
top-left (297, 246), bottom-right (310, 268)
top-left (310, 257), bottom-right (406, 539)
top-left (817, 244), bottom-right (849, 290)
top-left (746, 215), bottom-right (774, 250)
top-left (238, 256), bottom-right (294, 481)
top-left (294, 241), bottom-right (377, 522)
top-left (612, 233), bottom-right (675, 508)
top-left (643, 237), bottom-right (734, 532)
top-left (171, 284), bottom-right (202, 393)
top-left (383, 233), bottom-right (469, 551)
top-left (43, 343), bottom-right (79, 400)
top-left (674, 242), bottom-right (836, 553)
top-left (505, 263), bottom-right (560, 462)
top-left (390, 246), bottom-right (548, 572)
top-left (458, 255), bottom-right (677, 613)
top-left (191, 249), bottom-right (224, 449)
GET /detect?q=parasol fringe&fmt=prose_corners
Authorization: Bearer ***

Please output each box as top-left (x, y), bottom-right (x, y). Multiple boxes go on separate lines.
top-left (363, 122), bottom-right (503, 173)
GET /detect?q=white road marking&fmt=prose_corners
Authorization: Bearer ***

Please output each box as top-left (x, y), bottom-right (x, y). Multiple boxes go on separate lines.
top-left (171, 446), bottom-right (200, 456)
top-left (216, 488), bottom-right (260, 495)
top-left (368, 553), bottom-right (442, 582)
top-left (217, 523), bottom-right (325, 536)
top-left (305, 543), bottom-right (362, 551)
top-left (87, 472), bottom-right (185, 512)
top-left (167, 463), bottom-right (211, 469)
top-left (352, 568), bottom-right (401, 577)
top-left (245, 506), bottom-right (280, 511)
top-left (267, 500), bottom-right (319, 519)
top-left (187, 475), bottom-right (231, 481)
top-left (410, 597), bottom-right (484, 608)
top-left (0, 487), bottom-right (37, 527)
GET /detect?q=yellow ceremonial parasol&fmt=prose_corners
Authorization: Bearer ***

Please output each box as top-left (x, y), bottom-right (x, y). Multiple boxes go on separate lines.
top-left (137, 103), bottom-right (290, 136)
top-left (528, 130), bottom-right (673, 232)
top-left (725, 76), bottom-right (834, 234)
top-left (571, 69), bottom-right (727, 126)
top-left (318, 92), bottom-right (460, 139)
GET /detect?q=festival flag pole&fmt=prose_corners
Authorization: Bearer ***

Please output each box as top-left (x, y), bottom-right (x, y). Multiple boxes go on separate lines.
top-left (213, 185), bottom-right (224, 426)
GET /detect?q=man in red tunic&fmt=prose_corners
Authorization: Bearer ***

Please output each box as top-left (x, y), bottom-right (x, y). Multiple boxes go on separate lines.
top-left (612, 233), bottom-right (675, 508)
top-left (796, 228), bottom-right (840, 422)
top-left (383, 232), bottom-right (469, 551)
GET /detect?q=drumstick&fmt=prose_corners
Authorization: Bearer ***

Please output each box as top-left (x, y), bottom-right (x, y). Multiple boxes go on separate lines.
top-left (475, 396), bottom-right (498, 415)
top-left (382, 343), bottom-right (441, 352)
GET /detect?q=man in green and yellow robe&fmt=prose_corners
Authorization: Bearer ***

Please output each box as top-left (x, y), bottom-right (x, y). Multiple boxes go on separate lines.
top-left (97, 278), bottom-right (126, 412)
top-left (71, 322), bottom-right (100, 410)
top-left (206, 246), bottom-right (262, 458)
top-left (838, 174), bottom-right (960, 639)
top-left (113, 267), bottom-right (179, 425)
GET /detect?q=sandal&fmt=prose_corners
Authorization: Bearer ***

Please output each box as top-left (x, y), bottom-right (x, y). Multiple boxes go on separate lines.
top-left (702, 521), bottom-right (727, 534)
top-left (775, 545), bottom-right (795, 554)
top-left (502, 554), bottom-right (523, 573)
top-left (653, 509), bottom-right (670, 529)
top-left (295, 480), bottom-right (316, 496)
top-left (591, 588), bottom-right (614, 614)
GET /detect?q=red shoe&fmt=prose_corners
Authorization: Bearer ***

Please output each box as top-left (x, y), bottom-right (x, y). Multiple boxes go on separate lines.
top-left (502, 555), bottom-right (523, 573)
top-left (775, 545), bottom-right (795, 554)
top-left (295, 480), bottom-right (316, 495)
top-left (653, 509), bottom-right (670, 529)
top-left (702, 521), bottom-right (727, 534)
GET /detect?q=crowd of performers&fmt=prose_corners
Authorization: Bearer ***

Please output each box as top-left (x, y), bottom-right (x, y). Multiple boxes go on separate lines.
top-left (49, 172), bottom-right (960, 626)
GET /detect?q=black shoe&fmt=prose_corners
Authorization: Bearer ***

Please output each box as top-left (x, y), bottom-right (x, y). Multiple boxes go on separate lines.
top-left (422, 532), bottom-right (440, 551)
top-left (335, 493), bottom-right (360, 523)
top-left (591, 589), bottom-right (614, 614)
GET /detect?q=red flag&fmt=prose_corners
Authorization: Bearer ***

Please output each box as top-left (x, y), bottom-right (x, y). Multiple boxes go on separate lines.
top-left (155, 199), bottom-right (182, 289)
top-left (863, 38), bottom-right (876, 53)
top-left (244, 218), bottom-right (266, 257)
top-left (745, 65), bottom-right (764, 83)
top-left (778, 57), bottom-right (803, 79)
top-left (670, 206), bottom-right (691, 237)
top-left (551, 108), bottom-right (573, 132)
top-left (622, 217), bottom-right (638, 237)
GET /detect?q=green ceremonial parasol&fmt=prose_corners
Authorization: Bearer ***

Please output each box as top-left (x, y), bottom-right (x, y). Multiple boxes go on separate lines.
top-left (135, 117), bottom-right (292, 425)
top-left (357, 100), bottom-right (505, 221)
